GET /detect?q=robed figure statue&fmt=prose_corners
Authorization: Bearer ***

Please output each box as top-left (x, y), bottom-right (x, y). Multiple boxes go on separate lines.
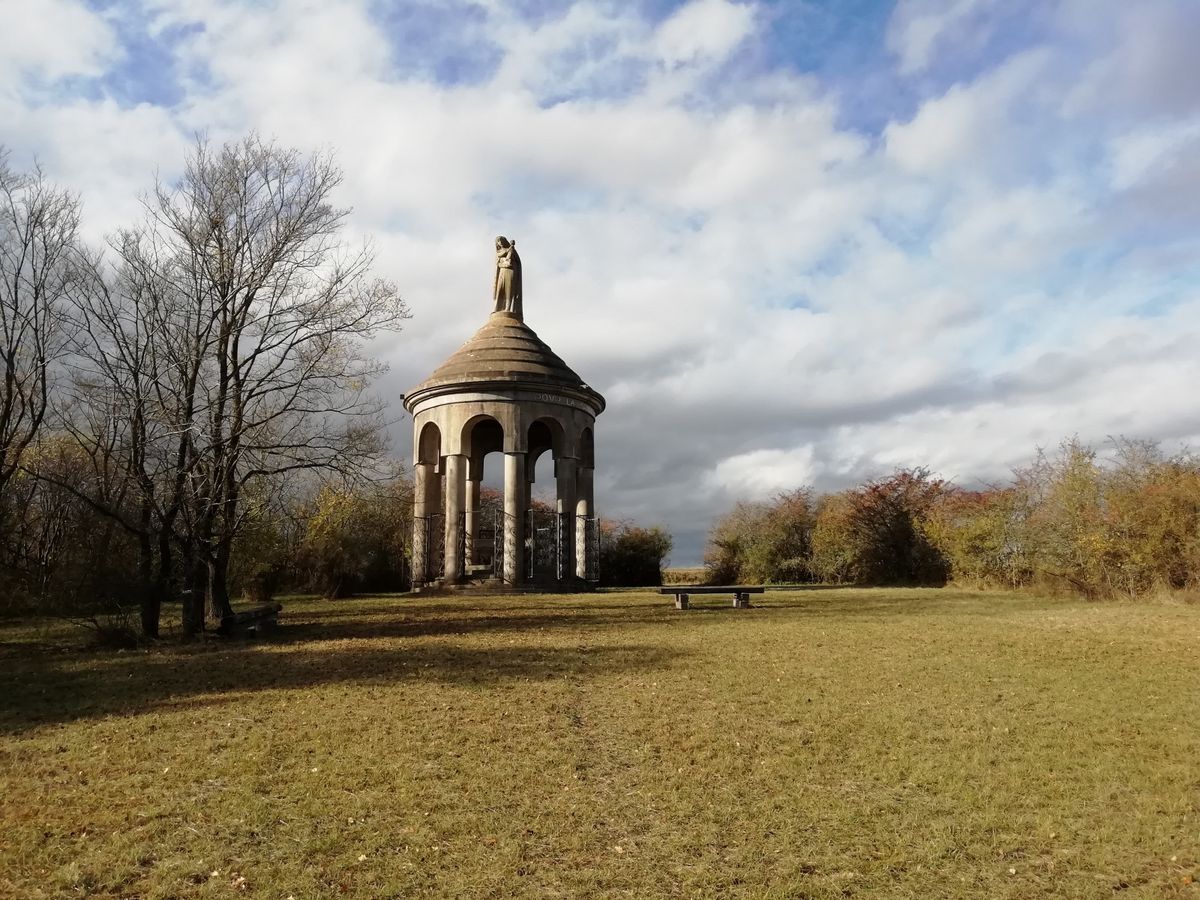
top-left (492, 236), bottom-right (522, 318)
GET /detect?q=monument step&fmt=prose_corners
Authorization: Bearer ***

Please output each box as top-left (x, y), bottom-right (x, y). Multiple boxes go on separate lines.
top-left (413, 578), bottom-right (595, 596)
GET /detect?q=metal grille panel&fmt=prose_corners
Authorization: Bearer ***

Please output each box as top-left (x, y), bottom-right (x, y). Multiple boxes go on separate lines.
top-left (584, 516), bottom-right (599, 582)
top-left (556, 513), bottom-right (569, 581)
top-left (455, 512), bottom-right (466, 580)
top-left (427, 513), bottom-right (445, 579)
top-left (489, 508), bottom-right (503, 578)
top-left (526, 507), bottom-right (559, 581)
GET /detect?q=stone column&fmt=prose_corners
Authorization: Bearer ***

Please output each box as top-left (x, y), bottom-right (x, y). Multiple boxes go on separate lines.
top-left (443, 454), bottom-right (466, 583)
top-left (575, 465), bottom-right (594, 580)
top-left (412, 462), bottom-right (435, 584)
top-left (503, 452), bottom-right (526, 585)
top-left (556, 456), bottom-right (578, 583)
top-left (464, 479), bottom-right (480, 569)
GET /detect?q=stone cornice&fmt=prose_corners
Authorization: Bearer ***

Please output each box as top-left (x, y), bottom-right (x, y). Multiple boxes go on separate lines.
top-left (403, 377), bottom-right (606, 417)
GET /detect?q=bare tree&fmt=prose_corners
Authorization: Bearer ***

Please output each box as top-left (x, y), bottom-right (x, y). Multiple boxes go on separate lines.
top-left (119, 135), bottom-right (409, 633)
top-left (0, 150), bottom-right (86, 508)
top-left (61, 238), bottom-right (178, 637)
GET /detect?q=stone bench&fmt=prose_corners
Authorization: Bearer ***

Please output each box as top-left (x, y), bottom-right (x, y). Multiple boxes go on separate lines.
top-left (658, 585), bottom-right (764, 609)
top-left (218, 602), bottom-right (282, 637)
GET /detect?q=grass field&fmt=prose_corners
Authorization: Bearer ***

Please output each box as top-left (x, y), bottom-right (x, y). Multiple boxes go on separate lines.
top-left (1, 588), bottom-right (1198, 899)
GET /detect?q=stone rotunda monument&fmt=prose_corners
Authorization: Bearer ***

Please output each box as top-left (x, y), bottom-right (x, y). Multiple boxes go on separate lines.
top-left (404, 237), bottom-right (605, 590)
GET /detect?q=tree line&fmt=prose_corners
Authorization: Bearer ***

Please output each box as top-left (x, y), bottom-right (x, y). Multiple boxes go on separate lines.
top-left (705, 438), bottom-right (1200, 599)
top-left (0, 136), bottom-right (410, 638)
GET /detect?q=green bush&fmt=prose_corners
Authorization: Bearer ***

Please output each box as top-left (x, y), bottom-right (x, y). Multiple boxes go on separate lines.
top-left (599, 522), bottom-right (673, 587)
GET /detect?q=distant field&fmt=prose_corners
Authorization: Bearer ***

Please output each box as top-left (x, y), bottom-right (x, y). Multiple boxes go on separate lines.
top-left (662, 566), bottom-right (707, 584)
top-left (2, 589), bottom-right (1198, 898)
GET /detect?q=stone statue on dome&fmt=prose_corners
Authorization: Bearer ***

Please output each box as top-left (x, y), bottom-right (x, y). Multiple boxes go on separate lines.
top-left (492, 235), bottom-right (523, 319)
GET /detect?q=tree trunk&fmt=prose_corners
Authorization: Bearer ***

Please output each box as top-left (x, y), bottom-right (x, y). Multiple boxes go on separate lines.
top-left (205, 543), bottom-right (234, 626)
top-left (155, 529), bottom-right (174, 598)
top-left (181, 547), bottom-right (205, 638)
top-left (140, 591), bottom-right (161, 639)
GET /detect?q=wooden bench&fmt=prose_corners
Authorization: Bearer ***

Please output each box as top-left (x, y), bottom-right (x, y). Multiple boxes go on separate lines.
top-left (218, 602), bottom-right (282, 637)
top-left (659, 586), bottom-right (764, 609)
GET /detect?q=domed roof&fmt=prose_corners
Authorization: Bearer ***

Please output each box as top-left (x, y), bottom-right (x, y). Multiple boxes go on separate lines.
top-left (407, 312), bottom-right (603, 411)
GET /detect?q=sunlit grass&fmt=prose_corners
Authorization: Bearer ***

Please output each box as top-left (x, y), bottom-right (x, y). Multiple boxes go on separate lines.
top-left (1, 588), bottom-right (1197, 898)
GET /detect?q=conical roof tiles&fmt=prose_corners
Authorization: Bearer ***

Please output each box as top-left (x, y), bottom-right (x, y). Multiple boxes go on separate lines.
top-left (414, 311), bottom-right (588, 391)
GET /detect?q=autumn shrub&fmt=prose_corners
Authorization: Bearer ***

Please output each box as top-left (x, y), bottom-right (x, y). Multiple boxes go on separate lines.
top-left (809, 492), bottom-right (862, 584)
top-left (703, 489), bottom-right (815, 584)
top-left (229, 502), bottom-right (290, 604)
top-left (1009, 439), bottom-right (1200, 598)
top-left (0, 441), bottom-right (142, 617)
top-left (809, 470), bottom-right (948, 585)
top-left (297, 476), bottom-right (413, 598)
top-left (923, 487), bottom-right (1034, 588)
top-left (599, 522), bottom-right (673, 587)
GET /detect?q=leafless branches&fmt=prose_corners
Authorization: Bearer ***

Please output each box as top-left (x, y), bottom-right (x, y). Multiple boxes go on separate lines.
top-left (0, 149), bottom-right (88, 500)
top-left (16, 135), bottom-right (410, 638)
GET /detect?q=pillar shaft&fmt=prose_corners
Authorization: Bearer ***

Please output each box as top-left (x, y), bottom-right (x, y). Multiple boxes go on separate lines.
top-left (503, 452), bottom-right (526, 585)
top-left (412, 465), bottom-right (436, 585)
top-left (556, 456), bottom-right (578, 582)
top-left (575, 466), bottom-right (594, 580)
top-left (443, 454), bottom-right (466, 582)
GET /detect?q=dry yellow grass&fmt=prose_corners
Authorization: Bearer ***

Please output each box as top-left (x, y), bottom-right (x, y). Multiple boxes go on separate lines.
top-left (661, 567), bottom-right (708, 585)
top-left (1, 588), bottom-right (1198, 898)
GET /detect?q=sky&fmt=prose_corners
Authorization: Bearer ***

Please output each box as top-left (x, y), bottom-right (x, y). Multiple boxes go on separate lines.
top-left (3, 0), bottom-right (1200, 565)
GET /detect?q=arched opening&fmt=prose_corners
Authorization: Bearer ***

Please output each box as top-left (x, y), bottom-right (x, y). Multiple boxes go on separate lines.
top-left (461, 416), bottom-right (503, 462)
top-left (527, 418), bottom-right (563, 505)
top-left (530, 448), bottom-right (555, 504)
top-left (527, 418), bottom-right (560, 460)
top-left (461, 416), bottom-right (505, 575)
top-left (526, 418), bottom-right (568, 581)
top-left (413, 421), bottom-right (445, 584)
top-left (417, 421), bottom-right (442, 466)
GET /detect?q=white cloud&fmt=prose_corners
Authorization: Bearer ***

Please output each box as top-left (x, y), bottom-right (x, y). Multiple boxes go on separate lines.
top-left (1061, 0), bottom-right (1200, 120)
top-left (930, 182), bottom-right (1089, 274)
top-left (654, 0), bottom-right (756, 67)
top-left (487, 3), bottom-right (643, 98)
top-left (884, 48), bottom-right (1049, 175)
top-left (0, 95), bottom-right (187, 242)
top-left (1107, 119), bottom-right (1200, 191)
top-left (0, 0), bottom-right (117, 85)
top-left (886, 0), bottom-right (1001, 75)
top-left (706, 447), bottom-right (819, 499)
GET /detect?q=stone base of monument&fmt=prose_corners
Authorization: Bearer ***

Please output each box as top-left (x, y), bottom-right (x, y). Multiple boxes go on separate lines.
top-left (411, 577), bottom-right (596, 596)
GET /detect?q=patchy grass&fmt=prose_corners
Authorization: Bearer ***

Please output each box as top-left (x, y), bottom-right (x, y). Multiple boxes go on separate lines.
top-left (1, 588), bottom-right (1198, 899)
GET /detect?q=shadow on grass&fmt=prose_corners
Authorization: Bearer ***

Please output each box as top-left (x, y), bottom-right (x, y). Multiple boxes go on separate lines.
top-left (0, 628), bottom-right (686, 739)
top-left (245, 590), bottom-right (1042, 652)
top-left (271, 604), bottom-right (706, 644)
top-left (0, 589), bottom-right (1051, 735)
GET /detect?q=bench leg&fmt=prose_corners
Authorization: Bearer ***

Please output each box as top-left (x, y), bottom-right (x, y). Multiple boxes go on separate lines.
top-left (675, 594), bottom-right (689, 610)
top-left (733, 592), bottom-right (750, 609)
